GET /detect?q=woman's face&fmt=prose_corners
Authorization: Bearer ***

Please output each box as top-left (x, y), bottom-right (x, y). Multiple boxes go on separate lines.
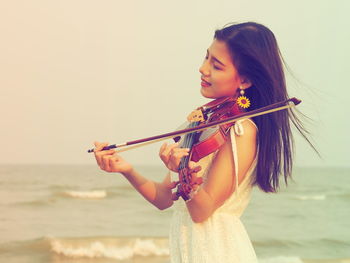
top-left (199, 39), bottom-right (244, 99)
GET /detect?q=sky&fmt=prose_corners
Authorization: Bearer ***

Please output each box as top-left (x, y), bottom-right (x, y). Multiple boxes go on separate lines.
top-left (0, 0), bottom-right (349, 167)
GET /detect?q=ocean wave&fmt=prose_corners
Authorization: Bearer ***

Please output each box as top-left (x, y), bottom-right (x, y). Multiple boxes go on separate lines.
top-left (259, 255), bottom-right (304, 263)
top-left (2, 237), bottom-right (350, 263)
top-left (49, 184), bottom-right (76, 191)
top-left (253, 237), bottom-right (350, 256)
top-left (49, 236), bottom-right (169, 260)
top-left (10, 190), bottom-right (110, 207)
top-left (258, 255), bottom-right (350, 263)
top-left (303, 258), bottom-right (350, 263)
top-left (0, 237), bottom-right (51, 256)
top-left (62, 190), bottom-right (107, 199)
top-left (293, 195), bottom-right (326, 201)
top-left (337, 192), bottom-right (350, 200)
top-left (13, 199), bottom-right (55, 207)
top-left (254, 238), bottom-right (301, 248)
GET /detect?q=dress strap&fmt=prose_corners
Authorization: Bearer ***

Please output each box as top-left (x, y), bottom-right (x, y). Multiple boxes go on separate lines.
top-left (230, 121), bottom-right (240, 197)
top-left (229, 118), bottom-right (257, 197)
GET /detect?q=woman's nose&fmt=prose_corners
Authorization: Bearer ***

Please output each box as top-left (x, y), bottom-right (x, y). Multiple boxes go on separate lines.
top-left (199, 60), bottom-right (209, 76)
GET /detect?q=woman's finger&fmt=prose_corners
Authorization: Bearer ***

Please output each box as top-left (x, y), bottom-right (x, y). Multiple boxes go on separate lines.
top-left (188, 161), bottom-right (198, 169)
top-left (188, 161), bottom-right (201, 174)
top-left (168, 153), bottom-right (189, 172)
top-left (108, 155), bottom-right (119, 172)
top-left (159, 143), bottom-right (170, 163)
top-left (95, 149), bottom-right (115, 165)
top-left (93, 142), bottom-right (110, 163)
top-left (170, 149), bottom-right (189, 160)
top-left (171, 148), bottom-right (190, 155)
top-left (94, 141), bottom-right (109, 152)
top-left (95, 149), bottom-right (115, 168)
top-left (160, 143), bottom-right (180, 164)
top-left (102, 154), bottom-right (113, 170)
top-left (162, 143), bottom-right (180, 157)
top-left (169, 181), bottom-right (179, 189)
top-left (159, 142), bottom-right (168, 156)
top-left (169, 148), bottom-right (189, 162)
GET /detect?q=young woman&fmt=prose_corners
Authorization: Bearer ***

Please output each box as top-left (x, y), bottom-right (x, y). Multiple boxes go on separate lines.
top-left (93, 22), bottom-right (312, 263)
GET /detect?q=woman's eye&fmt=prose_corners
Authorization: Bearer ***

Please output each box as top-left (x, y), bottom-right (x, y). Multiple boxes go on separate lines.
top-left (213, 65), bottom-right (221, 70)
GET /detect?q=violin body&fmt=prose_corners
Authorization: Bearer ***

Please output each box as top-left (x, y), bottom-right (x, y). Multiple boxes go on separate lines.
top-left (189, 99), bottom-right (242, 162)
top-left (190, 127), bottom-right (226, 162)
top-left (173, 96), bottom-right (244, 201)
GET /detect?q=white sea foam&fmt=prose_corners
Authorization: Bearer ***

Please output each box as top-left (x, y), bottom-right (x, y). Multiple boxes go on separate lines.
top-left (258, 255), bottom-right (304, 263)
top-left (50, 238), bottom-right (169, 259)
top-left (294, 195), bottom-right (326, 200)
top-left (63, 190), bottom-right (107, 199)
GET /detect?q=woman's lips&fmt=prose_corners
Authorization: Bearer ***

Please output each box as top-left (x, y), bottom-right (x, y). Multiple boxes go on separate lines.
top-left (201, 79), bottom-right (211, 87)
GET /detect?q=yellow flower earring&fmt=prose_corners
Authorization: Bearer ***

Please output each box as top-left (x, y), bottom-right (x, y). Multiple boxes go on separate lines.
top-left (236, 86), bottom-right (251, 109)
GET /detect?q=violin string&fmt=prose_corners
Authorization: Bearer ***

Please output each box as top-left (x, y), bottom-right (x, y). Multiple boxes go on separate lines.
top-left (179, 122), bottom-right (192, 170)
top-left (179, 121), bottom-right (199, 170)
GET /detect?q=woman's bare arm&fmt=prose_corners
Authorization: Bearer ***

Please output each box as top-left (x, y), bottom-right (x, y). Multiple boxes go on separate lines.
top-left (185, 120), bottom-right (257, 223)
top-left (122, 169), bottom-right (174, 210)
top-left (93, 141), bottom-right (174, 210)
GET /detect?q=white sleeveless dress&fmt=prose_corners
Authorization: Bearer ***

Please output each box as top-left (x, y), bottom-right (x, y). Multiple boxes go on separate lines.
top-left (169, 119), bottom-right (259, 263)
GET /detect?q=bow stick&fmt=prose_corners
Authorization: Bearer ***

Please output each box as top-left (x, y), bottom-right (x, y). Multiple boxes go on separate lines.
top-left (87, 97), bottom-right (301, 153)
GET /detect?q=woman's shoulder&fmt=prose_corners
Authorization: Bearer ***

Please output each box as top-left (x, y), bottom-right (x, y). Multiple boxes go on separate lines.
top-left (229, 118), bottom-right (258, 166)
top-left (231, 118), bottom-right (258, 138)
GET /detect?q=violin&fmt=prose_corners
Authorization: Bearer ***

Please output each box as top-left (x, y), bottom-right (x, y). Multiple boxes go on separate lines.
top-left (172, 96), bottom-right (244, 201)
top-left (87, 97), bottom-right (301, 201)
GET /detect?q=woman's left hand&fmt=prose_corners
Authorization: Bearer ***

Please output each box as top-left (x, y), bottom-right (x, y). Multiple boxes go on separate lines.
top-left (159, 142), bottom-right (190, 172)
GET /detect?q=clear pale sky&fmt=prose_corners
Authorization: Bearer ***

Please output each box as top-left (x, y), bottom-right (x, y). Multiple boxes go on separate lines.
top-left (1, 0), bottom-right (349, 167)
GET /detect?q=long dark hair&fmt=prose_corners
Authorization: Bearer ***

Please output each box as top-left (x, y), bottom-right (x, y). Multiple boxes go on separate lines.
top-left (214, 22), bottom-right (317, 193)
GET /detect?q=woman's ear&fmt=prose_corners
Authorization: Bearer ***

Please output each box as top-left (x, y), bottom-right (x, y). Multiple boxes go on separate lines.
top-left (240, 78), bottom-right (252, 89)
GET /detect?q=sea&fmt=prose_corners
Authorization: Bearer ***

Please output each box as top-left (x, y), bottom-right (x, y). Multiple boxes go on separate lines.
top-left (0, 164), bottom-right (349, 263)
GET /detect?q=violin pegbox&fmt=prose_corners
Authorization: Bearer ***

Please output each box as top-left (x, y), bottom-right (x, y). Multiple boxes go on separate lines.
top-left (187, 109), bottom-right (205, 123)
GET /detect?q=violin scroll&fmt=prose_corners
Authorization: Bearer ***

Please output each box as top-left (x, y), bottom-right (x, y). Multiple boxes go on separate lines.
top-left (187, 109), bottom-right (205, 122)
top-left (290, 97), bottom-right (301, 106)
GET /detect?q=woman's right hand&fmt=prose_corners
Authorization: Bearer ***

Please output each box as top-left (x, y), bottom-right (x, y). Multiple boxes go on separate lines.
top-left (93, 141), bottom-right (133, 175)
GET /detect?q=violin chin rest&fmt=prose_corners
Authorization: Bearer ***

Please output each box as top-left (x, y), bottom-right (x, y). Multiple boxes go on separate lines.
top-left (173, 136), bottom-right (181, 143)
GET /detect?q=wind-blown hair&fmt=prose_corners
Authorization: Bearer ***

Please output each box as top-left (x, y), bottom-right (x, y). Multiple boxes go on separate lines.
top-left (214, 22), bottom-right (315, 192)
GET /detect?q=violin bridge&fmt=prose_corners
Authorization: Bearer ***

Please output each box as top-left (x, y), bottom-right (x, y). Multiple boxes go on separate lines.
top-left (187, 109), bottom-right (205, 123)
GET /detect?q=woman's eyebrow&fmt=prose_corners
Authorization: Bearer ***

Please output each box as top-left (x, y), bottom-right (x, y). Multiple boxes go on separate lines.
top-left (206, 49), bottom-right (225, 66)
